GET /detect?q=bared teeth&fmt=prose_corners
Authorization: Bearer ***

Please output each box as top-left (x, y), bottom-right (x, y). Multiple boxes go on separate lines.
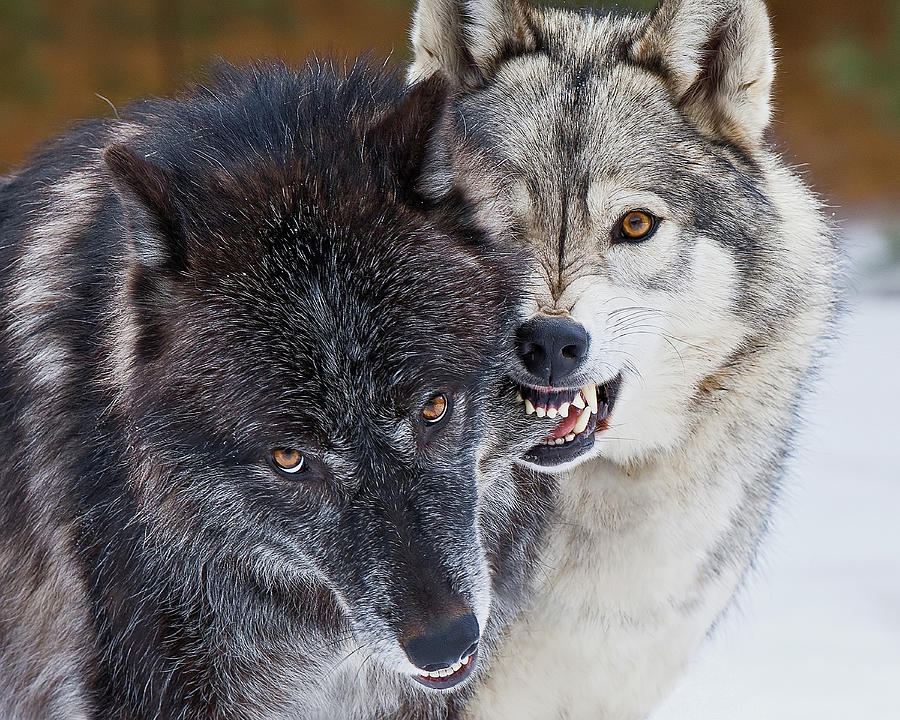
top-left (418, 653), bottom-right (474, 680)
top-left (582, 384), bottom-right (598, 414)
top-left (573, 405), bottom-right (592, 434)
top-left (519, 386), bottom-right (599, 424)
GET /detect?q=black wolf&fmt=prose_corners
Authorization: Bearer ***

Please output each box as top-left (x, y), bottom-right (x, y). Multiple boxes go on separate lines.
top-left (0, 61), bottom-right (553, 719)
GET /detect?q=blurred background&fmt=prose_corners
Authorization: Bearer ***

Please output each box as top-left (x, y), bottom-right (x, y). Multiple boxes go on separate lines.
top-left (1, 1), bottom-right (897, 718)
top-left (1, 0), bottom-right (898, 216)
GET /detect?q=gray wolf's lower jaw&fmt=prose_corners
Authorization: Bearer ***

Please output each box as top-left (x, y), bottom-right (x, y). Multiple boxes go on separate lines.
top-left (517, 376), bottom-right (621, 468)
top-left (411, 650), bottom-right (478, 690)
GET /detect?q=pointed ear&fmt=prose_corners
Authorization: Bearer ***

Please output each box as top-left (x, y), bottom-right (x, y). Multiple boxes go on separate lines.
top-left (630, 0), bottom-right (775, 150)
top-left (104, 144), bottom-right (187, 271)
top-left (408, 0), bottom-right (538, 88)
top-left (370, 74), bottom-right (449, 198)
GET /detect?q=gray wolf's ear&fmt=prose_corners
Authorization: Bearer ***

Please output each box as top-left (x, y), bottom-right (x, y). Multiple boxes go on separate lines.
top-left (630, 0), bottom-right (775, 150)
top-left (104, 144), bottom-right (187, 272)
top-left (408, 0), bottom-right (538, 88)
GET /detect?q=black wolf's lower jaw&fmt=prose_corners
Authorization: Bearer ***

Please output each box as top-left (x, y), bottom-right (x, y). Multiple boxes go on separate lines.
top-left (517, 375), bottom-right (622, 469)
top-left (411, 650), bottom-right (477, 691)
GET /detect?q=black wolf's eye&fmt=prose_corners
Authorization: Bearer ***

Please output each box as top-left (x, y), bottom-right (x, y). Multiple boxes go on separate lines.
top-left (614, 210), bottom-right (658, 243)
top-left (422, 394), bottom-right (449, 424)
top-left (272, 448), bottom-right (306, 474)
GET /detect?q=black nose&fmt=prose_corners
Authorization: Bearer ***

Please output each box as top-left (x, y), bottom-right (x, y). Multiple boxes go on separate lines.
top-left (516, 317), bottom-right (589, 384)
top-left (402, 613), bottom-right (480, 671)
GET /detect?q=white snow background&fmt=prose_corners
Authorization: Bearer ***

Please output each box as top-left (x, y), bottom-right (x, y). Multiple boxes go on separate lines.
top-left (652, 236), bottom-right (900, 719)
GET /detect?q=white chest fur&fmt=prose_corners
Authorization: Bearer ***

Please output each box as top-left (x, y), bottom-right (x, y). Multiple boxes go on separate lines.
top-left (467, 427), bottom-right (768, 720)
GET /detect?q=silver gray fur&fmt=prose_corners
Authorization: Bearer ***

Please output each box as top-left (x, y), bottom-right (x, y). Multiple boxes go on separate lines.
top-left (408, 0), bottom-right (839, 717)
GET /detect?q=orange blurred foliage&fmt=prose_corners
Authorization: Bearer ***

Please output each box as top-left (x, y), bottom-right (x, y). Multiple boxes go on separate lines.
top-left (1, 0), bottom-right (897, 209)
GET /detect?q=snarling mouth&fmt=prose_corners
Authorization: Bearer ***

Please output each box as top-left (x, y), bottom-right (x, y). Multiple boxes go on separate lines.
top-left (411, 650), bottom-right (477, 691)
top-left (516, 375), bottom-right (622, 468)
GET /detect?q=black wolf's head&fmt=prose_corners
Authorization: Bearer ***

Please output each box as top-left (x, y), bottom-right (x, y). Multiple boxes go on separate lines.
top-left (103, 61), bottom-right (549, 692)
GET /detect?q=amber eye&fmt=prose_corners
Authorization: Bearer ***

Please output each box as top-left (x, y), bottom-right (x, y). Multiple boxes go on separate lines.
top-left (422, 394), bottom-right (449, 424)
top-left (616, 210), bottom-right (657, 242)
top-left (272, 448), bottom-right (306, 474)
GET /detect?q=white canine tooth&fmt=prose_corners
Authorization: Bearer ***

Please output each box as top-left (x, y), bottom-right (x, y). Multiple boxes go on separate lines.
top-left (572, 393), bottom-right (586, 409)
top-left (558, 402), bottom-right (570, 417)
top-left (565, 433), bottom-right (575, 442)
top-left (573, 406), bottom-right (591, 434)
top-left (583, 384), bottom-right (598, 414)
top-left (554, 437), bottom-right (564, 445)
top-left (516, 391), bottom-right (524, 403)
top-left (524, 399), bottom-right (535, 415)
top-left (547, 407), bottom-right (558, 419)
top-left (536, 407), bottom-right (546, 418)
top-left (461, 655), bottom-right (470, 665)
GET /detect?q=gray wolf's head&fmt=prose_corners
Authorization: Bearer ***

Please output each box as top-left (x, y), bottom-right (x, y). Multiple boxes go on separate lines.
top-left (409, 0), bottom-right (823, 472)
top-left (104, 61), bottom-right (548, 692)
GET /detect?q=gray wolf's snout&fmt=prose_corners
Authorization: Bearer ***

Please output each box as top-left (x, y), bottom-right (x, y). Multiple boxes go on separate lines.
top-left (402, 612), bottom-right (479, 671)
top-left (516, 317), bottom-right (590, 385)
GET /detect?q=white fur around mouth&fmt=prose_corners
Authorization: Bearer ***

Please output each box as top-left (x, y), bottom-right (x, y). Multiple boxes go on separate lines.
top-left (416, 652), bottom-right (473, 680)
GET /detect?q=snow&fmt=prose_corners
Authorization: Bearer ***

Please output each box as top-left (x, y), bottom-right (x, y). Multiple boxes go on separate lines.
top-left (652, 295), bottom-right (900, 719)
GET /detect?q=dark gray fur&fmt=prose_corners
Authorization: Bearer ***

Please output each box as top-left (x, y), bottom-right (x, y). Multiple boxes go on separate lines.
top-left (0, 60), bottom-right (556, 719)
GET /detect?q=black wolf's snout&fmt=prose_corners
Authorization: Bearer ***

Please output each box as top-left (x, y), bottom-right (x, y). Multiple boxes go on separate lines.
top-left (516, 317), bottom-right (589, 384)
top-left (402, 613), bottom-right (480, 670)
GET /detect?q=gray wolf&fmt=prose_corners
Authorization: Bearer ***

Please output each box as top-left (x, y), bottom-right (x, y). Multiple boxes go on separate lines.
top-left (408, 0), bottom-right (838, 717)
top-left (0, 60), bottom-right (554, 719)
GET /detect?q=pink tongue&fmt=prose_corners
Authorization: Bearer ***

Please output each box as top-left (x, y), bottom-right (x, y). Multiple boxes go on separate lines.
top-left (548, 405), bottom-right (580, 440)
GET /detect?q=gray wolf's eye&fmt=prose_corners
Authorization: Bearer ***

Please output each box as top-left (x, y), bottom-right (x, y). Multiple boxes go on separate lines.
top-left (271, 448), bottom-right (306, 474)
top-left (614, 210), bottom-right (659, 243)
top-left (422, 393), bottom-right (449, 424)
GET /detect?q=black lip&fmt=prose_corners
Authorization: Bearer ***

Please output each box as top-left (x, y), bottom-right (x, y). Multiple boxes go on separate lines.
top-left (521, 411), bottom-right (598, 467)
top-left (517, 375), bottom-right (622, 469)
top-left (411, 650), bottom-right (478, 691)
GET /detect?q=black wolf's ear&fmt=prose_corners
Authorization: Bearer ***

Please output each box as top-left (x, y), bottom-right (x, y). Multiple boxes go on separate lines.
top-left (630, 0), bottom-right (775, 150)
top-left (104, 144), bottom-right (187, 271)
top-left (408, 0), bottom-right (538, 88)
top-left (371, 75), bottom-right (448, 199)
